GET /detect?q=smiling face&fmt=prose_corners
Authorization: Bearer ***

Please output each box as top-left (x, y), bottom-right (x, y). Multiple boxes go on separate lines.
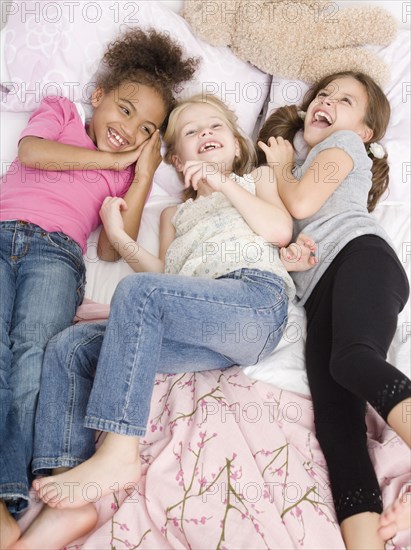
top-left (171, 103), bottom-right (240, 174)
top-left (304, 76), bottom-right (373, 149)
top-left (87, 81), bottom-right (167, 153)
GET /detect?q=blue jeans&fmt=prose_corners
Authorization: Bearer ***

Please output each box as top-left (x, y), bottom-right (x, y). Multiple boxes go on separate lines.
top-left (0, 221), bottom-right (85, 513)
top-left (33, 269), bottom-right (288, 472)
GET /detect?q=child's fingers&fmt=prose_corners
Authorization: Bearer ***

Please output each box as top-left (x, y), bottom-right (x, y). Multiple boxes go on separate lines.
top-left (182, 160), bottom-right (200, 177)
top-left (190, 168), bottom-right (204, 191)
top-left (117, 198), bottom-right (129, 211)
top-left (301, 240), bottom-right (316, 253)
top-left (298, 236), bottom-right (314, 246)
top-left (183, 164), bottom-right (195, 188)
top-left (269, 136), bottom-right (284, 147)
top-left (101, 196), bottom-right (120, 209)
top-left (101, 196), bottom-right (114, 206)
top-left (281, 243), bottom-right (298, 261)
top-left (276, 136), bottom-right (293, 148)
top-left (182, 163), bottom-right (195, 188)
top-left (183, 164), bottom-right (201, 190)
top-left (146, 130), bottom-right (161, 149)
top-left (101, 196), bottom-right (128, 211)
top-left (137, 132), bottom-right (162, 163)
top-left (257, 140), bottom-right (269, 152)
top-left (183, 162), bottom-right (204, 189)
top-left (133, 139), bottom-right (149, 157)
top-left (259, 137), bottom-right (279, 149)
top-left (296, 233), bottom-right (317, 250)
top-left (183, 160), bottom-right (204, 171)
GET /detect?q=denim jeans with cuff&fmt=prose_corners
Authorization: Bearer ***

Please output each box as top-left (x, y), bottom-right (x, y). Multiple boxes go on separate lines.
top-left (33, 269), bottom-right (288, 473)
top-left (0, 221), bottom-right (85, 514)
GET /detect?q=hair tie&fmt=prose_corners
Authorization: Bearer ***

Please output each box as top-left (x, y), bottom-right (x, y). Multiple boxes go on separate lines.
top-left (297, 110), bottom-right (306, 121)
top-left (368, 142), bottom-right (385, 159)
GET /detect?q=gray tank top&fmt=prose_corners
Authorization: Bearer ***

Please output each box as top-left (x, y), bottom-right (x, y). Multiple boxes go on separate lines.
top-left (292, 130), bottom-right (392, 305)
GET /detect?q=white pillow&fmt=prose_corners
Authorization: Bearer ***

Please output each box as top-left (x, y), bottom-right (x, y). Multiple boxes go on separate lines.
top-left (0, 111), bottom-right (30, 176)
top-left (1, 0), bottom-right (271, 197)
top-left (259, 29), bottom-right (410, 206)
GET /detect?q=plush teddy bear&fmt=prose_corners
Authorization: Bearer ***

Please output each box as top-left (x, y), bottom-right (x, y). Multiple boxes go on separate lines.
top-left (182, 0), bottom-right (398, 85)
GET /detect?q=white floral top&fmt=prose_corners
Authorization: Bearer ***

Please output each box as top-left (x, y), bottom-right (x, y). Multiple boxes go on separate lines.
top-left (164, 173), bottom-right (295, 298)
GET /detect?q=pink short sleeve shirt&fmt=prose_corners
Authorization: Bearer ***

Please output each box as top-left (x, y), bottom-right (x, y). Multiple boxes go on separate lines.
top-left (0, 96), bottom-right (134, 252)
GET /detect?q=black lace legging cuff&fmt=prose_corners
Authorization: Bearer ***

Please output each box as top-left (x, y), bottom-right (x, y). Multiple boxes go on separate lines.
top-left (369, 377), bottom-right (411, 421)
top-left (335, 488), bottom-right (383, 524)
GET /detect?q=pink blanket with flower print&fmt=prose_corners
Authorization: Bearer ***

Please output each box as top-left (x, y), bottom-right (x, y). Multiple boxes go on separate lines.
top-left (34, 367), bottom-right (407, 550)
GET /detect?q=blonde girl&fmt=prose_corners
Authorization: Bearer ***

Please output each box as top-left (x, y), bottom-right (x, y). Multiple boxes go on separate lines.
top-left (19, 95), bottom-right (316, 549)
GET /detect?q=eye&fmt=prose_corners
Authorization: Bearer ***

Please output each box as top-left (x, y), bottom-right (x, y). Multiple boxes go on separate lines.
top-left (341, 97), bottom-right (352, 105)
top-left (185, 129), bottom-right (196, 136)
top-left (141, 125), bottom-right (151, 135)
top-left (317, 92), bottom-right (328, 98)
top-left (120, 106), bottom-right (130, 115)
top-left (211, 123), bottom-right (222, 129)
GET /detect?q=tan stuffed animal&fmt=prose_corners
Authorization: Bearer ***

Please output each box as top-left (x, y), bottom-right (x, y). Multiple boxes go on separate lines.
top-left (182, 0), bottom-right (398, 85)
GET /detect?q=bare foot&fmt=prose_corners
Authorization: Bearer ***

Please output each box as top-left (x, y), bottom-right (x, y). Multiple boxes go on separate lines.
top-left (32, 434), bottom-right (141, 509)
top-left (0, 500), bottom-right (20, 549)
top-left (378, 484), bottom-right (411, 541)
top-left (9, 503), bottom-right (98, 549)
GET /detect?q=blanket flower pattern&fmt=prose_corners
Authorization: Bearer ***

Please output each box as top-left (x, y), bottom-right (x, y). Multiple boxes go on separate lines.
top-left (58, 367), bottom-right (408, 549)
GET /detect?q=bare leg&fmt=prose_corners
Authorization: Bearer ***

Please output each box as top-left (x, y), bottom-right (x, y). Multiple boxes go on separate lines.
top-left (339, 397), bottom-right (411, 548)
top-left (376, 397), bottom-right (411, 540)
top-left (387, 397), bottom-right (411, 447)
top-left (33, 433), bottom-right (141, 509)
top-left (340, 512), bottom-right (385, 550)
top-left (0, 500), bottom-right (20, 549)
top-left (9, 504), bottom-right (98, 550)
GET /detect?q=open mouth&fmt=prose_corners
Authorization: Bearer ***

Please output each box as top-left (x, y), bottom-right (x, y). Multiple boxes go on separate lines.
top-left (107, 127), bottom-right (129, 148)
top-left (312, 110), bottom-right (333, 128)
top-left (198, 141), bottom-right (223, 154)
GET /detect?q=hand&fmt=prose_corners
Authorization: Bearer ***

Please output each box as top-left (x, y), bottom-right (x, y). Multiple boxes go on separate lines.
top-left (109, 140), bottom-right (148, 171)
top-left (280, 233), bottom-right (318, 272)
top-left (182, 161), bottom-right (225, 193)
top-left (99, 196), bottom-right (128, 241)
top-left (135, 130), bottom-right (162, 179)
top-left (258, 136), bottom-right (295, 171)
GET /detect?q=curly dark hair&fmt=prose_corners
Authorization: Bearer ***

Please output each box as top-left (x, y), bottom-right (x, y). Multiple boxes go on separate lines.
top-left (95, 28), bottom-right (199, 124)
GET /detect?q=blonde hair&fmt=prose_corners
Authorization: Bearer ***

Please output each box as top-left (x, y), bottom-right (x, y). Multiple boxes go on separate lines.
top-left (257, 71), bottom-right (390, 212)
top-left (164, 94), bottom-right (257, 200)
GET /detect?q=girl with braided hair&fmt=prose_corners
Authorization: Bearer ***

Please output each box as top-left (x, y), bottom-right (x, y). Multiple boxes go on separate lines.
top-left (258, 71), bottom-right (411, 549)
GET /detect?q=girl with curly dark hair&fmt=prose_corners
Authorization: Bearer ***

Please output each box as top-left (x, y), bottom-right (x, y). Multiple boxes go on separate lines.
top-left (0, 27), bottom-right (197, 549)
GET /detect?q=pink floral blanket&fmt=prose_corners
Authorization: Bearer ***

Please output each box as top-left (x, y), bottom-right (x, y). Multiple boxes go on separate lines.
top-left (21, 367), bottom-right (409, 549)
top-left (19, 301), bottom-right (410, 548)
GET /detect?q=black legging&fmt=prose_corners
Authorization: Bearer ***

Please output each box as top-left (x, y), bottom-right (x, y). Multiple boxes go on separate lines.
top-left (304, 235), bottom-right (410, 523)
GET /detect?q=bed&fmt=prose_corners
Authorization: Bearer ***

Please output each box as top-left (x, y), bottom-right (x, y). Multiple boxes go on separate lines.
top-left (1, 1), bottom-right (410, 548)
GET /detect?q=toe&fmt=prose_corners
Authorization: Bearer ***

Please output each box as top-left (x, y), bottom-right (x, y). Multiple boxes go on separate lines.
top-left (40, 485), bottom-right (60, 505)
top-left (378, 522), bottom-right (397, 541)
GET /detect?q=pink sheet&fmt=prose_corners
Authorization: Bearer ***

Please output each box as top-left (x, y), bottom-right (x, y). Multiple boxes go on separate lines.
top-left (74, 299), bottom-right (110, 324)
top-left (21, 367), bottom-right (410, 549)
